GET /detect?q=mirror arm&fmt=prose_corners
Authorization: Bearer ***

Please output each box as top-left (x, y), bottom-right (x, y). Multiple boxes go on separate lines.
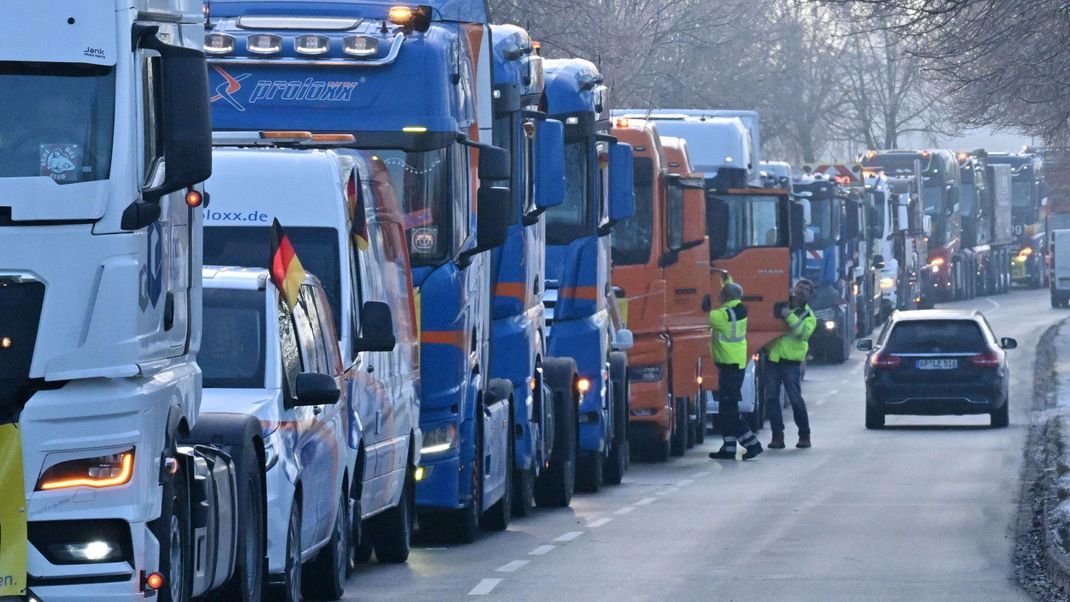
top-left (595, 133), bottom-right (618, 144)
top-left (520, 109), bottom-right (548, 121)
top-left (597, 222), bottom-right (614, 237)
top-left (522, 205), bottom-right (547, 226)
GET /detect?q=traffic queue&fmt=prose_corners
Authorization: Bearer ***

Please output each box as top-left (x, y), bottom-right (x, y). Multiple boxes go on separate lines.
top-left (0, 1), bottom-right (1054, 601)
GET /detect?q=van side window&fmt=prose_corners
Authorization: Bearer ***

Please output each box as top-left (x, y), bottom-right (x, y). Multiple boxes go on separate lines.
top-left (309, 284), bottom-right (343, 375)
top-left (277, 298), bottom-right (301, 401)
top-left (292, 289), bottom-right (325, 374)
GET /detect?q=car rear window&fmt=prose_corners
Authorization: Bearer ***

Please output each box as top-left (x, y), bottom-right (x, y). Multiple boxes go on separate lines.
top-left (884, 320), bottom-right (987, 354)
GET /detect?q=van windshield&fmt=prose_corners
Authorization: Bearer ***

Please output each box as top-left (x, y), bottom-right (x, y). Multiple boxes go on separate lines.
top-left (0, 62), bottom-right (116, 183)
top-left (204, 226), bottom-right (342, 324)
top-left (199, 288), bottom-right (266, 389)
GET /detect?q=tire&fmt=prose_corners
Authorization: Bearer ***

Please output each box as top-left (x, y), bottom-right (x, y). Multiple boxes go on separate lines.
top-left (991, 401), bottom-right (1009, 428)
top-left (150, 457), bottom-right (192, 602)
top-left (695, 393), bottom-right (707, 444)
top-left (1053, 292), bottom-right (1060, 309)
top-left (222, 444), bottom-right (265, 602)
top-left (371, 465), bottom-right (414, 562)
top-left (534, 358), bottom-right (577, 508)
top-left (670, 397), bottom-right (687, 457)
top-left (685, 396), bottom-right (697, 449)
top-left (271, 500), bottom-right (302, 602)
top-left (604, 352), bottom-right (628, 486)
top-left (576, 450), bottom-right (604, 492)
top-left (452, 407), bottom-right (483, 544)
top-left (304, 490), bottom-right (348, 600)
top-left (512, 464), bottom-right (535, 518)
top-left (865, 403), bottom-right (885, 430)
top-left (646, 435), bottom-right (671, 462)
top-left (827, 328), bottom-right (849, 364)
top-left (347, 497), bottom-right (365, 573)
top-left (481, 380), bottom-right (513, 531)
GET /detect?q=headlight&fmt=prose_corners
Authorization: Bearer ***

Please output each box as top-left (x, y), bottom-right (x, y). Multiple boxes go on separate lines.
top-left (880, 277), bottom-right (895, 290)
top-left (36, 449), bottom-right (134, 491)
top-left (627, 365), bottom-right (663, 383)
top-left (824, 320), bottom-right (837, 330)
top-left (421, 424), bottom-right (458, 455)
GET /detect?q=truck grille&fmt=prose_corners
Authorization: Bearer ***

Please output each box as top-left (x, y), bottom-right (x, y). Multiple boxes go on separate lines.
top-left (0, 278), bottom-right (45, 423)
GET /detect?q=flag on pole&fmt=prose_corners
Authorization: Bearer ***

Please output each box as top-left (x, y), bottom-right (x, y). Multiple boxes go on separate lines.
top-left (270, 218), bottom-right (305, 309)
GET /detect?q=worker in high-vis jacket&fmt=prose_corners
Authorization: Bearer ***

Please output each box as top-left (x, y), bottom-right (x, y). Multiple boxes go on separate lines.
top-left (704, 282), bottom-right (763, 460)
top-left (766, 278), bottom-right (818, 450)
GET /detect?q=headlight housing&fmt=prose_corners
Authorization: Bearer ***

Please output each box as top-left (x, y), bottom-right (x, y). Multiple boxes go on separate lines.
top-left (627, 365), bottom-right (663, 383)
top-left (880, 277), bottom-right (895, 290)
top-left (421, 424), bottom-right (458, 455)
top-left (36, 449), bottom-right (134, 491)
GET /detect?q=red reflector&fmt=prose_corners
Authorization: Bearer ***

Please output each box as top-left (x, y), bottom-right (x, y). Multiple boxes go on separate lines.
top-left (969, 352), bottom-right (1001, 368)
top-left (870, 353), bottom-right (901, 369)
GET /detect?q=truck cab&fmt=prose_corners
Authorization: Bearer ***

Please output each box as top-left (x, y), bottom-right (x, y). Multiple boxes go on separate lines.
top-left (543, 58), bottom-right (634, 491)
top-left (988, 152), bottom-right (1048, 288)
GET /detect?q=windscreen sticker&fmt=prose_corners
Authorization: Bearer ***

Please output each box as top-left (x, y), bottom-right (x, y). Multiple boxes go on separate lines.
top-left (39, 144), bottom-right (82, 183)
top-left (411, 227), bottom-right (438, 254)
top-left (0, 424), bottom-right (27, 597)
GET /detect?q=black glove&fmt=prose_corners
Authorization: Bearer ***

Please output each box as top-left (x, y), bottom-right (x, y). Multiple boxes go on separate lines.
top-left (701, 294), bottom-right (712, 313)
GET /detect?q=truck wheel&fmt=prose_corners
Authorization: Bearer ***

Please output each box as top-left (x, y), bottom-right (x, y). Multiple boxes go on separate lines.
top-left (222, 443), bottom-right (265, 602)
top-left (649, 435), bottom-right (671, 462)
top-left (695, 393), bottom-right (707, 444)
top-left (535, 358), bottom-right (577, 507)
top-left (577, 450), bottom-right (604, 492)
top-left (512, 464), bottom-right (535, 518)
top-left (152, 460), bottom-right (192, 602)
top-left (304, 490), bottom-right (349, 600)
top-left (827, 329), bottom-right (849, 364)
top-left (453, 408), bottom-right (483, 544)
top-left (482, 380), bottom-right (513, 531)
top-left (991, 401), bottom-right (1009, 428)
top-left (604, 352), bottom-right (628, 485)
top-left (685, 396), bottom-right (697, 449)
top-left (372, 465), bottom-right (415, 562)
top-left (670, 397), bottom-right (687, 457)
top-left (272, 500), bottom-right (302, 602)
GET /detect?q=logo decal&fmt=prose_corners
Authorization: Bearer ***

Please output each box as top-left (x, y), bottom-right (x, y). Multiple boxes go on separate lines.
top-left (210, 65), bottom-right (251, 111)
top-left (209, 65), bottom-right (360, 112)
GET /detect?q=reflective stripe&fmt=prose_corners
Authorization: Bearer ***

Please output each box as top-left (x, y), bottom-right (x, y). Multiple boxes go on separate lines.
top-left (717, 307), bottom-right (746, 343)
top-left (786, 308), bottom-right (815, 339)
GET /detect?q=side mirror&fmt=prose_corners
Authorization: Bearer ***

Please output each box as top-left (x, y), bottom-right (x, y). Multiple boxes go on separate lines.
top-left (856, 339), bottom-right (874, 352)
top-left (1000, 337), bottom-right (1018, 350)
top-left (355, 301), bottom-right (396, 352)
top-left (873, 254), bottom-right (885, 270)
top-left (922, 215), bottom-right (933, 236)
top-left (533, 119), bottom-right (565, 210)
top-left (478, 144), bottom-right (511, 181)
top-left (137, 27), bottom-right (212, 203)
top-left (293, 372), bottom-right (341, 406)
top-left (682, 187), bottom-right (705, 245)
top-left (473, 185), bottom-right (511, 253)
top-left (708, 197), bottom-right (729, 260)
top-left (613, 328), bottom-right (634, 352)
top-left (790, 201), bottom-right (806, 250)
top-left (608, 143), bottom-right (635, 223)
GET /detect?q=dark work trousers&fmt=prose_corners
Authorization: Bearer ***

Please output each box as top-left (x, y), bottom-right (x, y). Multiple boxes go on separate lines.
top-left (765, 359), bottom-right (811, 436)
top-left (716, 363), bottom-right (750, 444)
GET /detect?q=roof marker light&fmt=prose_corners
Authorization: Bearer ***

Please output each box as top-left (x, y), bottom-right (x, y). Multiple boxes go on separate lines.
top-left (204, 33), bottom-right (235, 55)
top-left (389, 5), bottom-right (432, 32)
top-left (295, 35), bottom-right (330, 56)
top-left (247, 34), bottom-right (282, 55)
top-left (402, 126), bottom-right (428, 133)
top-left (261, 131), bottom-right (314, 141)
top-left (311, 133), bottom-right (357, 143)
top-left (343, 35), bottom-right (378, 57)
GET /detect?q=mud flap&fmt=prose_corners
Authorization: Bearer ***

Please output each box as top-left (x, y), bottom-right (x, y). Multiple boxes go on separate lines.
top-left (0, 423), bottom-right (27, 596)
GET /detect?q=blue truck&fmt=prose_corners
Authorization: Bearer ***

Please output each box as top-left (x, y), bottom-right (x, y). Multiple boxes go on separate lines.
top-left (488, 24), bottom-right (588, 512)
top-left (542, 58), bottom-right (635, 491)
top-left (205, 0), bottom-right (515, 543)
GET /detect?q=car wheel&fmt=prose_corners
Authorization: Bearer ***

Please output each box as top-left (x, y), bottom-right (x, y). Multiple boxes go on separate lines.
top-left (371, 464), bottom-right (415, 562)
top-left (271, 500), bottom-right (302, 602)
top-left (990, 401), bottom-right (1009, 428)
top-left (304, 489), bottom-right (348, 600)
top-left (865, 404), bottom-right (885, 430)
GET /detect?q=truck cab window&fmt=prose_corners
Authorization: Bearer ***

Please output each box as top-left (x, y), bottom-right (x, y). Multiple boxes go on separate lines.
top-left (612, 156), bottom-right (654, 265)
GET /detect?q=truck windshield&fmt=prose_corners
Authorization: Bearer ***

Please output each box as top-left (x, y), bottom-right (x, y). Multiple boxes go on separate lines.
top-left (922, 184), bottom-right (943, 215)
top-left (199, 288), bottom-right (266, 389)
top-left (366, 147), bottom-right (452, 267)
top-left (807, 197), bottom-right (835, 247)
top-left (958, 179), bottom-right (977, 216)
top-left (0, 62), bottom-right (115, 183)
top-left (863, 154), bottom-right (929, 176)
top-left (612, 157), bottom-right (654, 266)
top-left (1011, 179), bottom-right (1033, 208)
top-left (204, 226), bottom-right (342, 325)
top-left (546, 139), bottom-right (592, 244)
top-left (709, 193), bottom-right (784, 259)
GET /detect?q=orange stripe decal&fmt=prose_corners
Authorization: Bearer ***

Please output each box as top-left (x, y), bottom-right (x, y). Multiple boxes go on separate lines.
top-left (495, 282), bottom-right (525, 300)
top-left (560, 286), bottom-right (598, 301)
top-left (422, 330), bottom-right (466, 348)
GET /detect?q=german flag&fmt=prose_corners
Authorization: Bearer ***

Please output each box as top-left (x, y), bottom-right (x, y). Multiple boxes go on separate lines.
top-left (270, 218), bottom-right (305, 309)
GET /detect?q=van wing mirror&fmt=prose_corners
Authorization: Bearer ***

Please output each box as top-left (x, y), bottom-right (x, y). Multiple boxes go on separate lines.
top-left (293, 372), bottom-right (341, 406)
top-left (475, 185), bottom-right (511, 252)
top-left (136, 27), bottom-right (212, 203)
top-left (477, 144), bottom-right (511, 181)
top-left (608, 143), bottom-right (635, 223)
top-left (533, 119), bottom-right (566, 210)
top-left (355, 301), bottom-right (396, 352)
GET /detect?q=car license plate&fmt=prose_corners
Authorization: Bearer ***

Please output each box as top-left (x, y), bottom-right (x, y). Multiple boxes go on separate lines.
top-left (916, 359), bottom-right (958, 370)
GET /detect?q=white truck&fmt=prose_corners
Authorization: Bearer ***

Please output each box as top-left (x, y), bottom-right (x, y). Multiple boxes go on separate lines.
top-left (1050, 229), bottom-right (1070, 307)
top-left (0, 2), bottom-right (265, 601)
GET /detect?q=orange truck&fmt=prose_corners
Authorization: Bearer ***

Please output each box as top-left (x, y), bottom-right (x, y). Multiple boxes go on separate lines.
top-left (610, 118), bottom-right (710, 460)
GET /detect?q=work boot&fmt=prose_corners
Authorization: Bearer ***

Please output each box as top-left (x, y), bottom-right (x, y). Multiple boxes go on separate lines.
top-left (768, 433), bottom-right (785, 449)
top-left (796, 434), bottom-right (812, 449)
top-left (742, 442), bottom-right (763, 460)
top-left (708, 447), bottom-right (736, 460)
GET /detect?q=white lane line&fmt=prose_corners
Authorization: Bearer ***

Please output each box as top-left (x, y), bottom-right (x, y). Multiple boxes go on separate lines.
top-left (529, 545), bottom-right (556, 555)
top-left (588, 517), bottom-right (613, 528)
top-left (469, 578), bottom-right (502, 596)
top-left (986, 297), bottom-right (1001, 310)
top-left (691, 471), bottom-right (711, 478)
top-left (615, 506), bottom-right (636, 515)
top-left (676, 479), bottom-right (694, 487)
top-left (635, 497), bottom-right (657, 506)
top-left (655, 487), bottom-right (680, 496)
top-left (555, 531), bottom-right (584, 542)
top-left (496, 560), bottom-right (530, 573)
top-left (828, 389), bottom-right (839, 396)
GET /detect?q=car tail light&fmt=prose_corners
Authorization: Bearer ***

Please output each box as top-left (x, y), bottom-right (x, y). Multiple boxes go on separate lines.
top-left (870, 353), bottom-right (901, 369)
top-left (969, 351), bottom-right (1001, 368)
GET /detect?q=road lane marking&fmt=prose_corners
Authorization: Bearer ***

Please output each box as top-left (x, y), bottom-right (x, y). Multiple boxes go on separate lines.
top-left (496, 560), bottom-right (530, 573)
top-left (555, 531), bottom-right (584, 542)
top-left (635, 497), bottom-right (657, 506)
top-left (469, 578), bottom-right (502, 595)
top-left (676, 479), bottom-right (694, 486)
top-left (588, 517), bottom-right (613, 528)
top-left (615, 506), bottom-right (636, 515)
top-left (656, 487), bottom-right (679, 496)
top-left (828, 389), bottom-right (839, 396)
top-left (691, 471), bottom-right (711, 478)
top-left (529, 545), bottom-right (556, 556)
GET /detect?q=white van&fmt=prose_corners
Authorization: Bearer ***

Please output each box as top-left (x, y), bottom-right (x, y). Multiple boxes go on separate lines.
top-left (1051, 228), bottom-right (1070, 307)
top-left (204, 145), bottom-right (421, 566)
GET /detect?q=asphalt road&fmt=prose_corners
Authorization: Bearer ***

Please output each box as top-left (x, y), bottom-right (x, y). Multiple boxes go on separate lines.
top-left (342, 288), bottom-right (1059, 601)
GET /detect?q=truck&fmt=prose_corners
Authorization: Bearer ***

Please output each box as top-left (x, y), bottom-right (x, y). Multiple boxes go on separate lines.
top-left (988, 152), bottom-right (1048, 288)
top-left (0, 1), bottom-right (269, 600)
top-left (542, 58), bottom-right (634, 490)
top-left (204, 0), bottom-right (515, 542)
top-left (609, 120), bottom-right (707, 460)
top-left (861, 150), bottom-right (966, 304)
top-left (487, 24), bottom-right (580, 512)
top-left (956, 151), bottom-right (1014, 296)
top-left (1050, 229), bottom-right (1070, 307)
top-left (624, 114), bottom-right (800, 431)
top-left (869, 166), bottom-right (930, 313)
